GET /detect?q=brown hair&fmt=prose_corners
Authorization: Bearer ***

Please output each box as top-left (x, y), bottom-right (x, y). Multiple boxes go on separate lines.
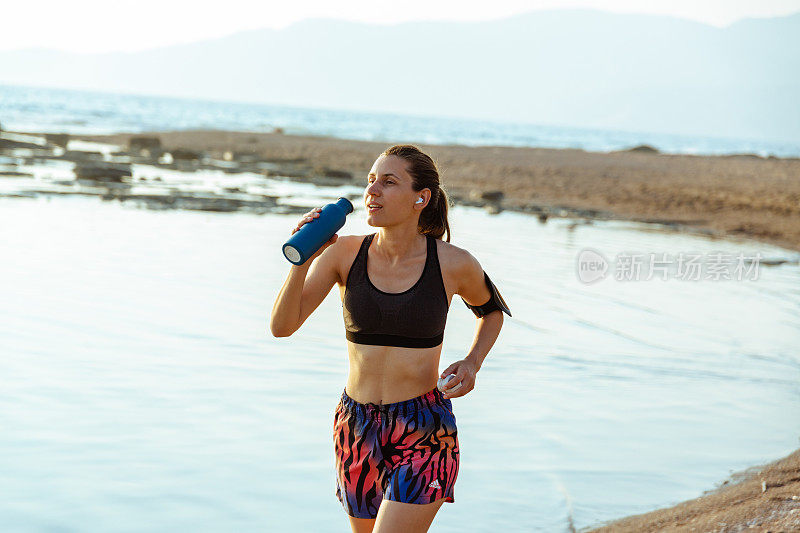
top-left (382, 145), bottom-right (451, 242)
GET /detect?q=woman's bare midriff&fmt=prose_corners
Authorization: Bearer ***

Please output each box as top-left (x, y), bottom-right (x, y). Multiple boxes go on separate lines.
top-left (344, 342), bottom-right (443, 405)
top-left (337, 235), bottom-right (456, 405)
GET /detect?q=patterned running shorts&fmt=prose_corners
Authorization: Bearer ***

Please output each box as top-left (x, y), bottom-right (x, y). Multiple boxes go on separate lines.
top-left (332, 385), bottom-right (460, 519)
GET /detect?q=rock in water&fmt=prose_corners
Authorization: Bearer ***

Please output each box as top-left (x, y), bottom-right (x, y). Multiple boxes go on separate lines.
top-left (45, 133), bottom-right (70, 148)
top-left (75, 162), bottom-right (133, 182)
top-left (129, 136), bottom-right (162, 155)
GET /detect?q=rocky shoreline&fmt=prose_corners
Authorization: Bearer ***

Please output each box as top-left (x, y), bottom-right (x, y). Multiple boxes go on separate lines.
top-left (0, 128), bottom-right (622, 222)
top-left (3, 128), bottom-right (800, 255)
top-left (68, 128), bottom-right (800, 253)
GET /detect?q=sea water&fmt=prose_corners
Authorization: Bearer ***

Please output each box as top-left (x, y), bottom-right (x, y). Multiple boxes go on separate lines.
top-left (1, 83), bottom-right (798, 157)
top-left (1, 192), bottom-right (798, 532)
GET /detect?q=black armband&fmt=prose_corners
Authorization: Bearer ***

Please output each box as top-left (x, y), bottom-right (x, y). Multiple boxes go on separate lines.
top-left (461, 271), bottom-right (512, 318)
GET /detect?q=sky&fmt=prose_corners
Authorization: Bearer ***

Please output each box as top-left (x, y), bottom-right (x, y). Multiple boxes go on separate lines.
top-left (3, 0), bottom-right (800, 53)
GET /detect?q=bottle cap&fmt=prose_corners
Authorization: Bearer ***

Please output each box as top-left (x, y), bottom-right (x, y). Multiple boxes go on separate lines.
top-left (336, 197), bottom-right (354, 214)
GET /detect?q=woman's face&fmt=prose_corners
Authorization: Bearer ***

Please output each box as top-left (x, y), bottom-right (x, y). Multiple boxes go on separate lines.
top-left (363, 154), bottom-right (427, 226)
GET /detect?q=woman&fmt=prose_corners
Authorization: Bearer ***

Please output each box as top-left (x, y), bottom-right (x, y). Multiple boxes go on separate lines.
top-left (270, 145), bottom-right (511, 533)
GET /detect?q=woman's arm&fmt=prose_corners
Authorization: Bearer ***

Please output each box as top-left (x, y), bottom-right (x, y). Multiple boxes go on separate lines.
top-left (270, 261), bottom-right (311, 337)
top-left (440, 251), bottom-right (508, 399)
top-left (270, 240), bottom-right (342, 336)
top-left (269, 209), bottom-right (342, 337)
top-left (455, 252), bottom-right (505, 372)
top-left (464, 314), bottom-right (503, 373)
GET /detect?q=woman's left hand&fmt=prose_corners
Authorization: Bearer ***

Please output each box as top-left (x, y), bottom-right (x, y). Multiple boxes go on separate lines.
top-left (439, 359), bottom-right (478, 399)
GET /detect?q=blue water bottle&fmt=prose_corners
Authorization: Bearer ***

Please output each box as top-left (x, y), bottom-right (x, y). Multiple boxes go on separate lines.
top-left (282, 197), bottom-right (354, 265)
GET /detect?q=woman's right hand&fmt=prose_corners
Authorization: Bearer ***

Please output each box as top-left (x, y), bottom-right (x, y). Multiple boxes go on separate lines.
top-left (291, 206), bottom-right (338, 264)
top-left (291, 206), bottom-right (323, 235)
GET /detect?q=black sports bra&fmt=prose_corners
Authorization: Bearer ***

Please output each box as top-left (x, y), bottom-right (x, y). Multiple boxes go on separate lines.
top-left (342, 232), bottom-right (449, 348)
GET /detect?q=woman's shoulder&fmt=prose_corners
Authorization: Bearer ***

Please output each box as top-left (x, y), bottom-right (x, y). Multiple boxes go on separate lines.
top-left (330, 234), bottom-right (373, 287)
top-left (432, 239), bottom-right (486, 299)
top-left (337, 233), bottom-right (371, 248)
top-left (330, 234), bottom-right (367, 257)
top-left (434, 238), bottom-right (479, 272)
top-left (333, 233), bottom-right (380, 262)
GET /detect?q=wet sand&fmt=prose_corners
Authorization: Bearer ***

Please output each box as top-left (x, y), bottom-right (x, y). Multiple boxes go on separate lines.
top-left (70, 129), bottom-right (800, 253)
top-left (582, 448), bottom-right (800, 532)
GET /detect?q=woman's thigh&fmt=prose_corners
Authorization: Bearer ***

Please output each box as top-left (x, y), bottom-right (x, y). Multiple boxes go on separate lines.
top-left (374, 498), bottom-right (446, 533)
top-left (347, 516), bottom-right (377, 533)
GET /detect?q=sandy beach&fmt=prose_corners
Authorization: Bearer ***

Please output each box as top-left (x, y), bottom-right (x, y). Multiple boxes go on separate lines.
top-left (69, 129), bottom-right (800, 253)
top-left (13, 128), bottom-right (800, 531)
top-left (583, 448), bottom-right (800, 532)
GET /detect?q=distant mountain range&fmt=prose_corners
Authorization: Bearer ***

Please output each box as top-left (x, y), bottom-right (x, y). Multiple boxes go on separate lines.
top-left (1, 9), bottom-right (798, 142)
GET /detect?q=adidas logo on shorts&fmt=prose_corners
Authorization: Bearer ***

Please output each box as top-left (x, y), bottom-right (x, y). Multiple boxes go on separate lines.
top-left (428, 479), bottom-right (441, 489)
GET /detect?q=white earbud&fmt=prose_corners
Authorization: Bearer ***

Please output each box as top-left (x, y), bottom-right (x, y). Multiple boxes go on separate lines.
top-left (416, 197), bottom-right (424, 204)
